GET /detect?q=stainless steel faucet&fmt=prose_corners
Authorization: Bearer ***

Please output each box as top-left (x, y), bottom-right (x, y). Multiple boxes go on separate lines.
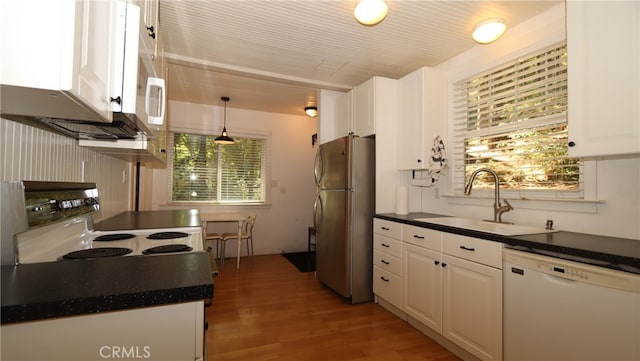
top-left (464, 167), bottom-right (513, 223)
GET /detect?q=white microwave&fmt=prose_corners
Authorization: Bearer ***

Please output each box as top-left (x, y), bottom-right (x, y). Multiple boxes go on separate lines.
top-left (111, 1), bottom-right (165, 133)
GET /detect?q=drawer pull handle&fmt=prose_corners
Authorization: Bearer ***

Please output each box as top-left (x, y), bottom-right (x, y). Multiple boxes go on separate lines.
top-left (434, 260), bottom-right (440, 266)
top-left (381, 260), bottom-right (390, 265)
top-left (381, 226), bottom-right (390, 231)
top-left (413, 235), bottom-right (425, 239)
top-left (460, 246), bottom-right (475, 251)
top-left (380, 276), bottom-right (389, 282)
top-left (381, 243), bottom-right (390, 248)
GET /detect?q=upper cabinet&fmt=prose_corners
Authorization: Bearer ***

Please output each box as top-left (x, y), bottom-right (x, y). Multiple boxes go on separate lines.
top-left (0, 0), bottom-right (119, 123)
top-left (567, 1), bottom-right (640, 158)
top-left (353, 76), bottom-right (397, 137)
top-left (335, 90), bottom-right (354, 138)
top-left (398, 67), bottom-right (447, 170)
top-left (131, 0), bottom-right (160, 75)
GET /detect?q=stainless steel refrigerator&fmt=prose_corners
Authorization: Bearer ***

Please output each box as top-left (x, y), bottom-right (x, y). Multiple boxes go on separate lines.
top-left (313, 135), bottom-right (374, 304)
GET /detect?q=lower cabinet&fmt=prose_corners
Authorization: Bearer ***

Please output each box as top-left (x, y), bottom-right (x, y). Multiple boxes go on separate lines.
top-left (397, 224), bottom-right (502, 361)
top-left (403, 243), bottom-right (442, 331)
top-left (442, 254), bottom-right (503, 361)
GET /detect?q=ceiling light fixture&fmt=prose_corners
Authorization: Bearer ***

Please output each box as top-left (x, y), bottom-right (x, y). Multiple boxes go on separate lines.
top-left (472, 18), bottom-right (507, 44)
top-left (354, 0), bottom-right (388, 26)
top-left (214, 96), bottom-right (234, 145)
top-left (304, 106), bottom-right (318, 118)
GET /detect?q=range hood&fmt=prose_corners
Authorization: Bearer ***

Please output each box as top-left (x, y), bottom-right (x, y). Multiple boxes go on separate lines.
top-left (1, 111), bottom-right (151, 140)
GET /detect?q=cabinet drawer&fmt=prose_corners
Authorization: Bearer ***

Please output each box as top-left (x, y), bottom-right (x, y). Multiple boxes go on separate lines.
top-left (374, 234), bottom-right (401, 258)
top-left (442, 233), bottom-right (503, 269)
top-left (373, 266), bottom-right (402, 308)
top-left (402, 224), bottom-right (442, 251)
top-left (374, 249), bottom-right (401, 275)
top-left (373, 219), bottom-right (402, 239)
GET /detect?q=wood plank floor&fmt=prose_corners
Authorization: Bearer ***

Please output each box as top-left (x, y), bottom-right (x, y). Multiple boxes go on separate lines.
top-left (205, 254), bottom-right (460, 361)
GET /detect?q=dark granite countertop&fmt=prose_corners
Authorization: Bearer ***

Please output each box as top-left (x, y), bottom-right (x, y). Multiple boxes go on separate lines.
top-left (376, 212), bottom-right (640, 274)
top-left (94, 209), bottom-right (202, 231)
top-left (1, 252), bottom-right (214, 324)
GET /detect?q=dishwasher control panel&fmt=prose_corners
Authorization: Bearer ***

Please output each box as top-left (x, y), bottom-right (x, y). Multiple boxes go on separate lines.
top-left (503, 249), bottom-right (639, 292)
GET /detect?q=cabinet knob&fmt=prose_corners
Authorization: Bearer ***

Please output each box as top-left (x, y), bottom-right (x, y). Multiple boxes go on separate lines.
top-left (417, 159), bottom-right (422, 163)
top-left (568, 141), bottom-right (576, 147)
top-left (441, 263), bottom-right (447, 268)
top-left (147, 26), bottom-right (156, 39)
top-left (434, 260), bottom-right (440, 266)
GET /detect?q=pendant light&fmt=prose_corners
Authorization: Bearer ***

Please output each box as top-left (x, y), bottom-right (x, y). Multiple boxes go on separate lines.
top-left (215, 96), bottom-right (234, 145)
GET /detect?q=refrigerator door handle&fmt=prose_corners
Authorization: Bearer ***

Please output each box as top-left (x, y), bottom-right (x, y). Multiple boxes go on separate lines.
top-left (313, 193), bottom-right (322, 231)
top-left (314, 147), bottom-right (323, 187)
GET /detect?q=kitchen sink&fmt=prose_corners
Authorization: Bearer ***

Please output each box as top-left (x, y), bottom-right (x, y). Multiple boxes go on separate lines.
top-left (414, 217), bottom-right (558, 236)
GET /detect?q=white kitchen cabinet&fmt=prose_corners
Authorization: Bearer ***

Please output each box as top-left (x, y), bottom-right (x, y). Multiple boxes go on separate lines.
top-left (373, 219), bottom-right (403, 310)
top-left (567, 1), bottom-right (640, 158)
top-left (335, 90), bottom-right (354, 138)
top-left (399, 226), bottom-right (502, 361)
top-left (353, 76), bottom-right (397, 137)
top-left (397, 67), bottom-right (447, 170)
top-left (441, 233), bottom-right (503, 361)
top-left (0, 0), bottom-right (118, 123)
top-left (132, 0), bottom-right (160, 74)
top-left (403, 243), bottom-right (442, 332)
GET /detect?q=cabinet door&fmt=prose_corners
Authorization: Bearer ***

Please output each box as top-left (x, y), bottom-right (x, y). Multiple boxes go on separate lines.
top-left (335, 90), bottom-right (354, 137)
top-left (398, 67), bottom-right (447, 170)
top-left (354, 78), bottom-right (374, 136)
top-left (73, 0), bottom-right (116, 122)
top-left (567, 1), bottom-right (640, 158)
top-left (403, 243), bottom-right (443, 332)
top-left (442, 255), bottom-right (502, 361)
top-left (398, 68), bottom-right (424, 169)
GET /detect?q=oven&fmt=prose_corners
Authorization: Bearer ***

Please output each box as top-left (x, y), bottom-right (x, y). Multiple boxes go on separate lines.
top-left (0, 181), bottom-right (208, 361)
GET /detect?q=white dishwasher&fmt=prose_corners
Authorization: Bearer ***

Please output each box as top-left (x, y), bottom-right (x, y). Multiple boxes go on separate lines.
top-left (503, 249), bottom-right (640, 361)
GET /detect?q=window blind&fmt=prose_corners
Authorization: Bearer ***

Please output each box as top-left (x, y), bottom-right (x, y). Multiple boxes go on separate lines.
top-left (169, 133), bottom-right (266, 203)
top-left (452, 42), bottom-right (581, 195)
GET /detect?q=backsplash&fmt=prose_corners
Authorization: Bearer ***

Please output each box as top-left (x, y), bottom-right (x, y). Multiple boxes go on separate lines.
top-left (0, 117), bottom-right (131, 221)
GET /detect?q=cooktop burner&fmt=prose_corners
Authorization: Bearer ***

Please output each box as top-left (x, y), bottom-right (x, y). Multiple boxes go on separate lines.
top-left (62, 247), bottom-right (133, 260)
top-left (142, 244), bottom-right (193, 255)
top-left (93, 234), bottom-right (136, 242)
top-left (147, 231), bottom-right (189, 240)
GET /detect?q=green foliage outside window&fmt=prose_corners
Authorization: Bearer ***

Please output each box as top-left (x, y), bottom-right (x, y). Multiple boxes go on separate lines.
top-left (171, 133), bottom-right (266, 203)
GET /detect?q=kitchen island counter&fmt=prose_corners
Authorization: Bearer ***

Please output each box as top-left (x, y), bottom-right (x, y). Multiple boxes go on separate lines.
top-left (1, 252), bottom-right (213, 324)
top-left (376, 212), bottom-right (640, 274)
top-left (94, 209), bottom-right (202, 231)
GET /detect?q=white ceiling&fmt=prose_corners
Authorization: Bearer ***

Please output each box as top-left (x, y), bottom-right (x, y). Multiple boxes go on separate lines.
top-left (160, 0), bottom-right (561, 116)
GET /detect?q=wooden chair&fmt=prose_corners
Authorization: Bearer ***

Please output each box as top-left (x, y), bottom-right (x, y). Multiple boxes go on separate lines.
top-left (203, 229), bottom-right (224, 266)
top-left (220, 212), bottom-right (256, 264)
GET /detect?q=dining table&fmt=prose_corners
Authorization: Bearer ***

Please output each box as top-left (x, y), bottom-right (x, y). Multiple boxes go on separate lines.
top-left (200, 212), bottom-right (246, 269)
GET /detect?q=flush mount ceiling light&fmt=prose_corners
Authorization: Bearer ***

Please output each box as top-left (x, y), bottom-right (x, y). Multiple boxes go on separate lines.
top-left (304, 106), bottom-right (318, 117)
top-left (214, 96), bottom-right (234, 145)
top-left (472, 18), bottom-right (507, 44)
top-left (354, 0), bottom-right (388, 26)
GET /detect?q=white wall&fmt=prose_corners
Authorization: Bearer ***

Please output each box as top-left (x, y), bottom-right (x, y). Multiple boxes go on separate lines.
top-left (146, 100), bottom-right (318, 256)
top-left (401, 4), bottom-right (640, 240)
top-left (0, 117), bottom-right (133, 221)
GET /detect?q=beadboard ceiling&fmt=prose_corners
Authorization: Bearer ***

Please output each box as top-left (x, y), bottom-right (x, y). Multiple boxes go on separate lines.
top-left (160, 1), bottom-right (561, 116)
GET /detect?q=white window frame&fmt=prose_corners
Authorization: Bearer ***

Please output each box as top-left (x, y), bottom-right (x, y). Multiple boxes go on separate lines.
top-left (442, 39), bottom-right (601, 213)
top-left (167, 128), bottom-right (271, 205)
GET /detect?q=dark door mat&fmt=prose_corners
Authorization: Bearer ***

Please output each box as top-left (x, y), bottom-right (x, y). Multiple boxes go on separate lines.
top-left (282, 252), bottom-right (315, 272)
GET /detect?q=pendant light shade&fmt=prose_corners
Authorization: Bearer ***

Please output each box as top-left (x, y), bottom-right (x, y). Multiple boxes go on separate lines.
top-left (215, 96), bottom-right (234, 145)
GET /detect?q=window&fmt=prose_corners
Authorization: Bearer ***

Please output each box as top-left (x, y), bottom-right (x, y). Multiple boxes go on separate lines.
top-left (452, 42), bottom-right (581, 197)
top-left (170, 132), bottom-right (267, 203)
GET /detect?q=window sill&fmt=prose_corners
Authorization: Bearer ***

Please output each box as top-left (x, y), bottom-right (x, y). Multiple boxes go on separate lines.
top-left (441, 194), bottom-right (603, 214)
